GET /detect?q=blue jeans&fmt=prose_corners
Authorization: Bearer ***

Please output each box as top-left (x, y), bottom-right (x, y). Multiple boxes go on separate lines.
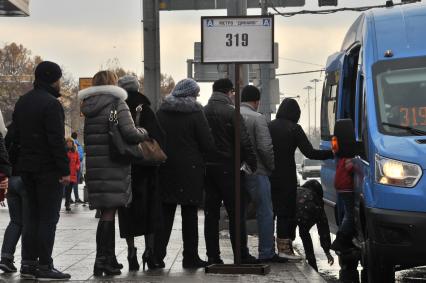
top-left (337, 192), bottom-right (355, 236)
top-left (245, 174), bottom-right (275, 259)
top-left (1, 176), bottom-right (28, 260)
top-left (72, 169), bottom-right (81, 200)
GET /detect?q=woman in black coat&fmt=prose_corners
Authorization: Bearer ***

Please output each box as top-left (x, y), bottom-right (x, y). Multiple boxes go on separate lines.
top-left (269, 98), bottom-right (333, 260)
top-left (116, 75), bottom-right (166, 271)
top-left (155, 78), bottom-right (215, 269)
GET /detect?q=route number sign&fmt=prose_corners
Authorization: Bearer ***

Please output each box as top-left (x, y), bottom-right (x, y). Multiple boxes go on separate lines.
top-left (201, 16), bottom-right (274, 63)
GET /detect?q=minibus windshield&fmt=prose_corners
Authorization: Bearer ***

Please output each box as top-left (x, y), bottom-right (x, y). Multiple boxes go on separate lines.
top-left (374, 58), bottom-right (426, 136)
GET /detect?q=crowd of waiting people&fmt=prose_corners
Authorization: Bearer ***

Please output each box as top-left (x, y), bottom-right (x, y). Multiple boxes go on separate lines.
top-left (0, 61), bottom-right (358, 280)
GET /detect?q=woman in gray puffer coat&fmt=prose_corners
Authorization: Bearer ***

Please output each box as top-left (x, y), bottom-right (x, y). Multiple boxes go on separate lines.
top-left (78, 70), bottom-right (148, 277)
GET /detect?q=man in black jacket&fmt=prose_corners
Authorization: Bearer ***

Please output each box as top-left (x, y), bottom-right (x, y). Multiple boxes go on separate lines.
top-left (204, 78), bottom-right (258, 264)
top-left (12, 61), bottom-right (71, 280)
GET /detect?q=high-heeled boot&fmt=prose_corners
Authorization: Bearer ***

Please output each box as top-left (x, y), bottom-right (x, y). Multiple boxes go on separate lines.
top-left (127, 247), bottom-right (140, 271)
top-left (93, 221), bottom-right (121, 277)
top-left (142, 234), bottom-right (164, 271)
top-left (108, 221), bottom-right (123, 270)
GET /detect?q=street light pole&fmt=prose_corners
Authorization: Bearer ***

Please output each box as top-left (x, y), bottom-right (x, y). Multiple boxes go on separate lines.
top-left (310, 79), bottom-right (321, 135)
top-left (303, 86), bottom-right (313, 136)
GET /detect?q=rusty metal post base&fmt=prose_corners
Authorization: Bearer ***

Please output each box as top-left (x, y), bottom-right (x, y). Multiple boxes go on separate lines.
top-left (205, 264), bottom-right (271, 275)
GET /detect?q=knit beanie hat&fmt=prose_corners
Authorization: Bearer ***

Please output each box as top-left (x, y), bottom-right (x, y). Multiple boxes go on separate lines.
top-left (118, 75), bottom-right (140, 92)
top-left (213, 78), bottom-right (233, 94)
top-left (171, 78), bottom-right (200, 97)
top-left (241, 85), bottom-right (261, 102)
top-left (34, 61), bottom-right (62, 84)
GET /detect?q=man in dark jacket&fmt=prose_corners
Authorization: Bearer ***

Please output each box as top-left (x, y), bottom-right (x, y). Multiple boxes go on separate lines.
top-left (12, 61), bottom-right (71, 280)
top-left (269, 98), bottom-right (333, 260)
top-left (204, 78), bottom-right (258, 264)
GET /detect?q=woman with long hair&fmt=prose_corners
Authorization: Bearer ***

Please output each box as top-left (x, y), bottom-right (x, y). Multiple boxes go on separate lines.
top-left (117, 75), bottom-right (166, 271)
top-left (78, 71), bottom-right (148, 277)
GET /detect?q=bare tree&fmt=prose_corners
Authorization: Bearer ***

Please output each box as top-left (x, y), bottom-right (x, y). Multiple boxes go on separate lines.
top-left (0, 42), bottom-right (42, 123)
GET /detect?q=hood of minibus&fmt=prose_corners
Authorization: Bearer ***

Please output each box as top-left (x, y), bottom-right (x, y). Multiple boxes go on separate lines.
top-left (376, 135), bottom-right (426, 169)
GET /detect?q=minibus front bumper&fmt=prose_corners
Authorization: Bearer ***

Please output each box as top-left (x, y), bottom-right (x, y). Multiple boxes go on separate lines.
top-left (366, 207), bottom-right (426, 266)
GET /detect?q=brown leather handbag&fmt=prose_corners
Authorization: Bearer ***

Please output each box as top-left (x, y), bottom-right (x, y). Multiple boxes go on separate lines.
top-left (134, 104), bottom-right (167, 165)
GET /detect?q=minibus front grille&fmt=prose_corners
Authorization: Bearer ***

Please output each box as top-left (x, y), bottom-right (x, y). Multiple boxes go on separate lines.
top-left (415, 139), bottom-right (426, 144)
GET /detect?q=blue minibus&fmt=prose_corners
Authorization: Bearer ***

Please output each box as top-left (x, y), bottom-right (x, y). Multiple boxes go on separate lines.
top-left (320, 3), bottom-right (426, 282)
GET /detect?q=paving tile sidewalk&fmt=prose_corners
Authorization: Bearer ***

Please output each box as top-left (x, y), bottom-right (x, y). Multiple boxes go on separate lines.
top-left (0, 202), bottom-right (325, 282)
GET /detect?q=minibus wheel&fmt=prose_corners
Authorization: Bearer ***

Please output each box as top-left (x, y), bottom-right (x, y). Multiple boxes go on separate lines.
top-left (361, 228), bottom-right (395, 283)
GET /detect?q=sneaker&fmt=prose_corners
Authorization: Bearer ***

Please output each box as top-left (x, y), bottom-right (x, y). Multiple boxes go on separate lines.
top-left (0, 258), bottom-right (17, 273)
top-left (37, 266), bottom-right (71, 281)
top-left (20, 264), bottom-right (37, 279)
top-left (276, 238), bottom-right (302, 260)
top-left (241, 254), bottom-right (259, 264)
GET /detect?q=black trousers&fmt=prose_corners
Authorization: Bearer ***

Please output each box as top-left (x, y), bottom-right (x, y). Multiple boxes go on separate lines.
top-left (155, 203), bottom-right (199, 260)
top-left (204, 165), bottom-right (249, 261)
top-left (21, 172), bottom-right (62, 267)
top-left (64, 183), bottom-right (74, 208)
top-left (299, 225), bottom-right (317, 270)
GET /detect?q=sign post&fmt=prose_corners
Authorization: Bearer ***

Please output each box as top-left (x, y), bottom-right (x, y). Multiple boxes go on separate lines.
top-left (202, 15), bottom-right (273, 275)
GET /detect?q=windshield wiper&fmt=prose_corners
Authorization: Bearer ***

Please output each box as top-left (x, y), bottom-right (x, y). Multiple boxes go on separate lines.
top-left (382, 122), bottom-right (426, 136)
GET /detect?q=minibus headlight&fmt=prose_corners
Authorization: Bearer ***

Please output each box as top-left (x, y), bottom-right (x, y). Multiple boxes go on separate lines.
top-left (375, 155), bottom-right (422, 188)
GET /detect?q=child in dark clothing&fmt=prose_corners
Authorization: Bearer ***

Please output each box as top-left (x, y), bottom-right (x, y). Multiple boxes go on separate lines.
top-left (331, 152), bottom-right (356, 253)
top-left (296, 180), bottom-right (334, 271)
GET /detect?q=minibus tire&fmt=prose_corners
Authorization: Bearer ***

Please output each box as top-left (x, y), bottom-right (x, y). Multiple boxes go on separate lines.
top-left (362, 229), bottom-right (395, 283)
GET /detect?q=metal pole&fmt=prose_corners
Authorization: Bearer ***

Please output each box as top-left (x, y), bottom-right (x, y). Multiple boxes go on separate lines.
top-left (187, 59), bottom-right (193, 79)
top-left (234, 63), bottom-right (241, 265)
top-left (310, 79), bottom-right (321, 135)
top-left (259, 0), bottom-right (271, 121)
top-left (143, 0), bottom-right (161, 111)
top-left (303, 86), bottom-right (313, 136)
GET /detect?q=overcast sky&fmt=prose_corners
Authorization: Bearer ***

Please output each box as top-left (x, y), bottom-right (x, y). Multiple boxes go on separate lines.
top-left (0, 0), bottom-right (417, 129)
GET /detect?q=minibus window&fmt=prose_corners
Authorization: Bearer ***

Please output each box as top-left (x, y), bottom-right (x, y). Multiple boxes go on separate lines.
top-left (374, 59), bottom-right (426, 136)
top-left (321, 80), bottom-right (338, 140)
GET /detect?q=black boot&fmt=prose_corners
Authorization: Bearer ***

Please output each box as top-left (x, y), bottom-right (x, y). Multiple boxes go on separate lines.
top-left (93, 221), bottom-right (121, 277)
top-left (128, 247), bottom-right (140, 271)
top-left (108, 221), bottom-right (123, 270)
top-left (142, 234), bottom-right (164, 271)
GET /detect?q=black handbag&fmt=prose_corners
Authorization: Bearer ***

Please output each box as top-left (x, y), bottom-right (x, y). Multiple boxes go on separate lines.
top-left (108, 100), bottom-right (146, 164)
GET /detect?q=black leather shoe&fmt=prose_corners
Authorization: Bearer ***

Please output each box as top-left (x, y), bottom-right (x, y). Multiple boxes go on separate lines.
top-left (241, 254), bottom-right (259, 264)
top-left (182, 256), bottom-right (208, 269)
top-left (258, 254), bottom-right (288, 263)
top-left (20, 264), bottom-right (37, 279)
top-left (37, 265), bottom-right (71, 280)
top-left (207, 257), bottom-right (224, 265)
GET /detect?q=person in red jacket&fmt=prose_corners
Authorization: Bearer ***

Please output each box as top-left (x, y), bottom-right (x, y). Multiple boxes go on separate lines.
top-left (64, 138), bottom-right (80, 211)
top-left (330, 153), bottom-right (356, 253)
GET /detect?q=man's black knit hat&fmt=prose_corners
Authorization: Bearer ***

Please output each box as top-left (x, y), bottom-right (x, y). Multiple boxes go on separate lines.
top-left (34, 61), bottom-right (62, 84)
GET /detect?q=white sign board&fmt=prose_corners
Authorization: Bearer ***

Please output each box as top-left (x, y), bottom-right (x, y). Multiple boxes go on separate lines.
top-left (201, 16), bottom-right (274, 63)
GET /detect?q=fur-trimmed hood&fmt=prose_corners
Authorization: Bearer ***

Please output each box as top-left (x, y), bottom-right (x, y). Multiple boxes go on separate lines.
top-left (159, 95), bottom-right (203, 113)
top-left (78, 85), bottom-right (128, 118)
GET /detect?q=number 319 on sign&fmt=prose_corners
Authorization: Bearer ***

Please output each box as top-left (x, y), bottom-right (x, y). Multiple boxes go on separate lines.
top-left (225, 33), bottom-right (248, 47)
